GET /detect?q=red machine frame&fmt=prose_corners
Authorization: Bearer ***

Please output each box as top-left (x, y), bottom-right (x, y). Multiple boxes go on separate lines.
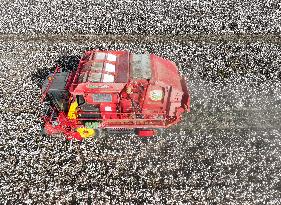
top-left (41, 50), bottom-right (190, 140)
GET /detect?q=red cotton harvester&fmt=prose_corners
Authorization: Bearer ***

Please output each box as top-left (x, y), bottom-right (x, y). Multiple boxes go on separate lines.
top-left (41, 50), bottom-right (190, 141)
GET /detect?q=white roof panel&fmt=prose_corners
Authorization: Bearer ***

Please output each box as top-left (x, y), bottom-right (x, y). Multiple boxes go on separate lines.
top-left (107, 53), bottom-right (117, 61)
top-left (95, 52), bottom-right (106, 60)
top-left (103, 74), bottom-right (114, 82)
top-left (105, 63), bottom-right (115, 72)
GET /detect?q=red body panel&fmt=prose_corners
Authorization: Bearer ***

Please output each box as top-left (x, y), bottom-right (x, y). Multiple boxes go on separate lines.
top-left (138, 130), bottom-right (155, 137)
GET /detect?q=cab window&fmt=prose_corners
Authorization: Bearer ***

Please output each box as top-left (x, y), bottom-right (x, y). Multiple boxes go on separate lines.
top-left (92, 94), bottom-right (112, 102)
top-left (77, 95), bottom-right (85, 105)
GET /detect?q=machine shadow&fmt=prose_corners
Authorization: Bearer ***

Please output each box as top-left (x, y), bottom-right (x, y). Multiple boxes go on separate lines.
top-left (31, 55), bottom-right (80, 88)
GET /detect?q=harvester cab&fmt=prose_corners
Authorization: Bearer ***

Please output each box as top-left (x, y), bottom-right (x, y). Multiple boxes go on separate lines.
top-left (41, 50), bottom-right (190, 141)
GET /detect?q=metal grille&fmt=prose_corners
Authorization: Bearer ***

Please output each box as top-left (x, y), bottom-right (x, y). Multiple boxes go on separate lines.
top-left (130, 54), bottom-right (151, 79)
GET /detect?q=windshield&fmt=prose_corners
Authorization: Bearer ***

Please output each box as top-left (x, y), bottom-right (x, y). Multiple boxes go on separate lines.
top-left (92, 94), bottom-right (112, 102)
